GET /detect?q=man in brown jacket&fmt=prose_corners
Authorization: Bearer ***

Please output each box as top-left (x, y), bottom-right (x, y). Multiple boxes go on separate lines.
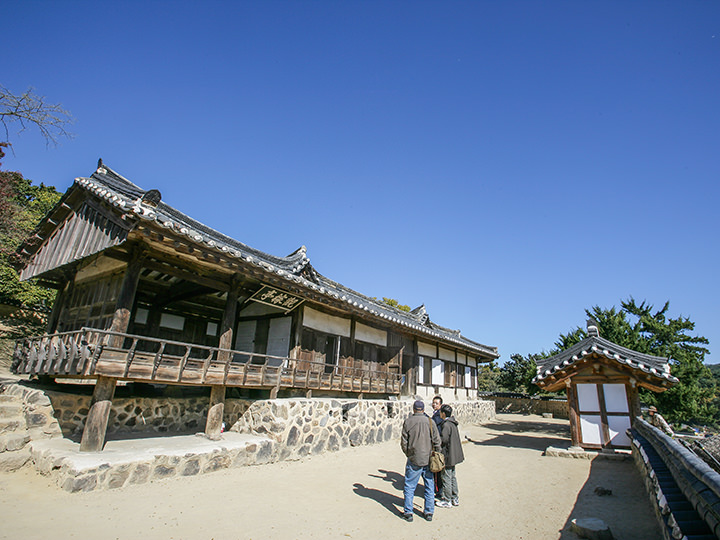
top-left (400, 400), bottom-right (441, 522)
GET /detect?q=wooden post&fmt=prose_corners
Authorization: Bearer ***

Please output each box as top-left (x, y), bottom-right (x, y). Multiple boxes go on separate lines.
top-left (203, 275), bottom-right (238, 439)
top-left (79, 248), bottom-right (144, 452)
top-left (217, 275), bottom-right (240, 362)
top-left (567, 381), bottom-right (581, 448)
top-left (46, 279), bottom-right (69, 334)
top-left (205, 385), bottom-right (226, 440)
top-left (55, 278), bottom-right (76, 333)
top-left (108, 246), bottom-right (146, 346)
top-left (79, 375), bottom-right (117, 452)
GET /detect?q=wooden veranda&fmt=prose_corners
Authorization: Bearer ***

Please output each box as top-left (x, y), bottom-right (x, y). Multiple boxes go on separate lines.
top-left (13, 328), bottom-right (402, 395)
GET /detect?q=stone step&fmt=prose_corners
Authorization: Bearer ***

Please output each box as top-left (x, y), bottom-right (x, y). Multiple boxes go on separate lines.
top-left (0, 446), bottom-right (31, 472)
top-left (0, 432), bottom-right (30, 452)
top-left (0, 403), bottom-right (24, 417)
top-left (0, 394), bottom-right (22, 404)
top-left (0, 417), bottom-right (27, 433)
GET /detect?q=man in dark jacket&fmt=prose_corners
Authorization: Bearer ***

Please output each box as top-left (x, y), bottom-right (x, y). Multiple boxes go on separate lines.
top-left (400, 400), bottom-right (441, 522)
top-left (435, 404), bottom-right (464, 508)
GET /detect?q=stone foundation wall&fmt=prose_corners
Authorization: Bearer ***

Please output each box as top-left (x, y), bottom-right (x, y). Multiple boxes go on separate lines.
top-left (2, 383), bottom-right (251, 439)
top-left (231, 398), bottom-right (495, 462)
top-left (1, 381), bottom-right (496, 492)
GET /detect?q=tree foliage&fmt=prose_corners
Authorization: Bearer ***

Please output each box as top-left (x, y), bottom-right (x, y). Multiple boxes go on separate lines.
top-left (381, 297), bottom-right (411, 312)
top-left (498, 353), bottom-right (542, 394)
top-left (477, 361), bottom-right (502, 392)
top-left (0, 168), bottom-right (61, 308)
top-left (1, 84), bottom-right (73, 148)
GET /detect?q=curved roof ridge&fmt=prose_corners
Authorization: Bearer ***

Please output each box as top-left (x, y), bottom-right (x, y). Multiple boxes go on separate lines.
top-left (81, 162), bottom-right (310, 274)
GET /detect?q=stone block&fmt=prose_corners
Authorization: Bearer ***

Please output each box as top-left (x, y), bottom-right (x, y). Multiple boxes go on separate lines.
top-left (570, 518), bottom-right (614, 540)
top-left (180, 457), bottom-right (200, 476)
top-left (152, 465), bottom-right (177, 479)
top-left (0, 432), bottom-right (30, 452)
top-left (130, 463), bottom-right (151, 484)
top-left (62, 474), bottom-right (98, 493)
top-left (107, 465), bottom-right (132, 489)
top-left (0, 446), bottom-right (31, 472)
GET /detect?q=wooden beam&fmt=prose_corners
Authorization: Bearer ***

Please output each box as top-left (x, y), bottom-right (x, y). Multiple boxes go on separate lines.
top-left (142, 258), bottom-right (231, 292)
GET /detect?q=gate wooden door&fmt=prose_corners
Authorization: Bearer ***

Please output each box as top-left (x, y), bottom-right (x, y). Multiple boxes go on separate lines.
top-left (576, 383), bottom-right (632, 449)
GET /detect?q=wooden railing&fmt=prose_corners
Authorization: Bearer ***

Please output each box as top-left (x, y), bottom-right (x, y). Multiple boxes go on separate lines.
top-left (12, 328), bottom-right (402, 394)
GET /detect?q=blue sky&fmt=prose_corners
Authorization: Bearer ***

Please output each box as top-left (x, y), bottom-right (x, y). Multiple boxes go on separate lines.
top-left (3, 1), bottom-right (719, 364)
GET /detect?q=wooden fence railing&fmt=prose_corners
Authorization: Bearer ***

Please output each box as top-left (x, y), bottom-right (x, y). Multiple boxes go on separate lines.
top-left (13, 328), bottom-right (402, 395)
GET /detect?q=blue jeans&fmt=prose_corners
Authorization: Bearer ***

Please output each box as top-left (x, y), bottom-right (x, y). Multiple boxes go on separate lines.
top-left (403, 460), bottom-right (435, 515)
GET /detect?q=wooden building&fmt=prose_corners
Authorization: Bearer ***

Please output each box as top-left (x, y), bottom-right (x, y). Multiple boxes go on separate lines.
top-left (533, 321), bottom-right (677, 451)
top-left (11, 161), bottom-right (498, 450)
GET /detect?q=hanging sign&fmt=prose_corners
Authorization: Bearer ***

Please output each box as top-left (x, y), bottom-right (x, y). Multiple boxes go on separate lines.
top-left (248, 285), bottom-right (304, 312)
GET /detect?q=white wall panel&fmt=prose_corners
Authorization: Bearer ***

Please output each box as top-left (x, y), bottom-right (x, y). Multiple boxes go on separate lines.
top-left (355, 322), bottom-right (387, 346)
top-left (303, 307), bottom-right (351, 337)
top-left (418, 341), bottom-right (436, 357)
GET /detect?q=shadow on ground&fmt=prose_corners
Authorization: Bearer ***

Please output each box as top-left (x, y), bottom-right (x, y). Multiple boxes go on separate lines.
top-left (467, 433), bottom-right (569, 452)
top-left (559, 458), bottom-right (661, 540)
top-left (356, 468), bottom-right (436, 517)
top-left (481, 419), bottom-right (571, 438)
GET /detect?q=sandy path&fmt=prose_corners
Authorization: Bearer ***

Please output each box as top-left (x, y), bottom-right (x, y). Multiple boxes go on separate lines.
top-left (0, 414), bottom-right (660, 540)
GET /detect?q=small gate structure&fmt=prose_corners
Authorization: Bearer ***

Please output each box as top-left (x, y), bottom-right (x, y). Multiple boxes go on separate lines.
top-left (533, 321), bottom-right (678, 451)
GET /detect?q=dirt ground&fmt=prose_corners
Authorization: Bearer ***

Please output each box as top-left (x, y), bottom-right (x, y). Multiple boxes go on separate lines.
top-left (0, 413), bottom-right (660, 540)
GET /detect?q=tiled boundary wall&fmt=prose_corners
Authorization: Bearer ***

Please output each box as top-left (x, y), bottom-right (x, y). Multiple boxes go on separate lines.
top-left (480, 393), bottom-right (568, 419)
top-left (630, 419), bottom-right (720, 539)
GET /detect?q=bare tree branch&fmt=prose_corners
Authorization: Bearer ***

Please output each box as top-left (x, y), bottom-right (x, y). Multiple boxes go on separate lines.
top-left (0, 84), bottom-right (74, 147)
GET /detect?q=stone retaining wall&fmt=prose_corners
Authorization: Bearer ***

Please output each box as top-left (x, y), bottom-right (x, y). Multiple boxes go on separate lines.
top-left (2, 382), bottom-right (251, 439)
top-left (1, 381), bottom-right (496, 492)
top-left (483, 395), bottom-right (568, 419)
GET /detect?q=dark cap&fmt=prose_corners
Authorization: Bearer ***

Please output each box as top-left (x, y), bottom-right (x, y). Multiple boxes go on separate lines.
top-left (413, 400), bottom-right (425, 411)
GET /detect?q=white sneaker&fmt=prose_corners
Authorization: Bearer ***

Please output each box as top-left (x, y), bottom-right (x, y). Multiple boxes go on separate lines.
top-left (435, 500), bottom-right (451, 508)
top-left (451, 498), bottom-right (459, 506)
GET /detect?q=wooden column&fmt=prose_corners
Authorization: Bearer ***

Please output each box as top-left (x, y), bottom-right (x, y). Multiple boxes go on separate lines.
top-left (567, 381), bottom-right (581, 448)
top-left (55, 278), bottom-right (76, 333)
top-left (628, 380), bottom-right (641, 424)
top-left (217, 275), bottom-right (240, 360)
top-left (80, 247), bottom-right (144, 452)
top-left (204, 275), bottom-right (238, 439)
top-left (205, 385), bottom-right (226, 440)
top-left (108, 246), bottom-right (146, 345)
top-left (46, 279), bottom-right (69, 334)
top-left (79, 375), bottom-right (117, 451)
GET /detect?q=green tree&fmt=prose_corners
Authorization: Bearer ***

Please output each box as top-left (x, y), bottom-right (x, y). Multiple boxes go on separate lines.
top-left (477, 361), bottom-right (502, 392)
top-left (0, 168), bottom-right (61, 308)
top-left (381, 297), bottom-right (411, 312)
top-left (498, 353), bottom-right (541, 394)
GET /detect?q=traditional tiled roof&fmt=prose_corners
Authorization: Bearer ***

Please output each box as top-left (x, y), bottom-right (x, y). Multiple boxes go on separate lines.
top-left (533, 334), bottom-right (678, 385)
top-left (71, 163), bottom-right (498, 359)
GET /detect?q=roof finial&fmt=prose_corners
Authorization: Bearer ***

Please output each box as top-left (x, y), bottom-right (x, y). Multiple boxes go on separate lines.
top-left (587, 318), bottom-right (599, 337)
